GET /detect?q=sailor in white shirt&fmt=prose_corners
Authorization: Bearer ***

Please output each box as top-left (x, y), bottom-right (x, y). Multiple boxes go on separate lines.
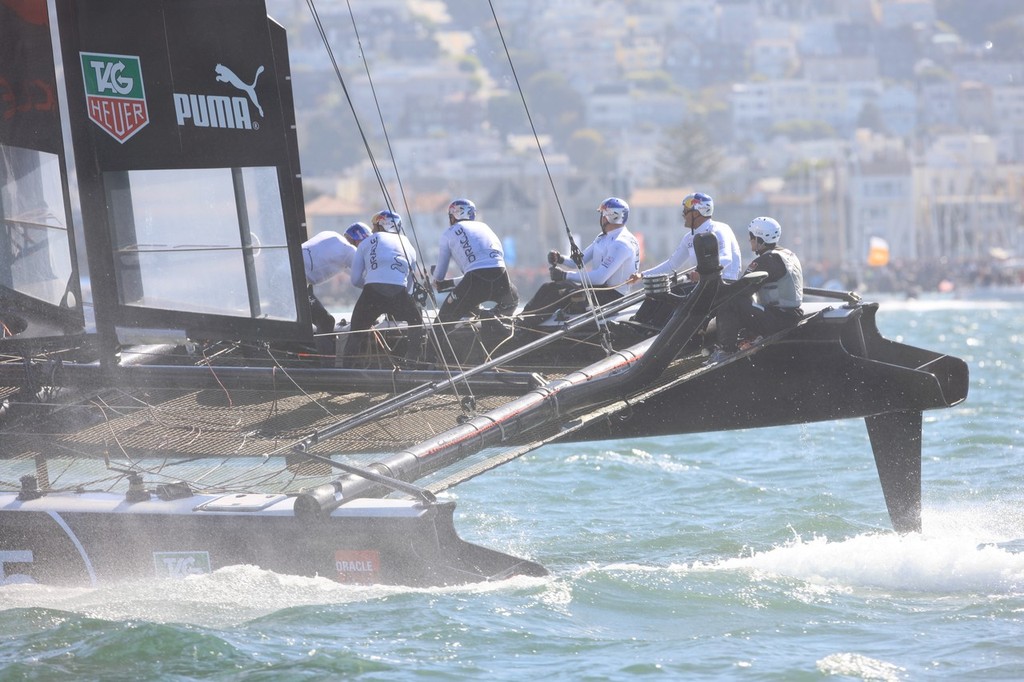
top-left (343, 210), bottom-right (424, 367)
top-left (433, 198), bottom-right (519, 323)
top-left (635, 192), bottom-right (742, 283)
top-left (559, 201), bottom-right (640, 296)
top-left (522, 197), bottom-right (640, 322)
top-left (301, 222), bottom-right (369, 334)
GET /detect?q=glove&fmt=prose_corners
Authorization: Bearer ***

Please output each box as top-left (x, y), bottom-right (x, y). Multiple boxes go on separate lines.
top-left (547, 250), bottom-right (563, 266)
top-left (549, 266), bottom-right (566, 282)
top-left (412, 282), bottom-right (429, 306)
top-left (568, 246), bottom-right (585, 268)
top-left (435, 278), bottom-right (456, 292)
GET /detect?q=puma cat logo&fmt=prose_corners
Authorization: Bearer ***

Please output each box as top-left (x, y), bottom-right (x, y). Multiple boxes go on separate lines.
top-left (215, 63), bottom-right (264, 117)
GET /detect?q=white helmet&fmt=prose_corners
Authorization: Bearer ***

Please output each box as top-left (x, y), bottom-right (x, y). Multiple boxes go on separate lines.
top-left (448, 198), bottom-right (476, 221)
top-left (598, 197), bottom-right (629, 225)
top-left (748, 216), bottom-right (781, 244)
top-left (371, 210), bottom-right (402, 234)
top-left (682, 192), bottom-right (714, 218)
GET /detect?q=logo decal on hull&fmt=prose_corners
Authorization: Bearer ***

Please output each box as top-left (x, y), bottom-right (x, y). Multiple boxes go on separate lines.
top-left (0, 549), bottom-right (35, 585)
top-left (334, 549), bottom-right (380, 584)
top-left (154, 551), bottom-right (212, 578)
top-left (174, 64), bottom-right (265, 131)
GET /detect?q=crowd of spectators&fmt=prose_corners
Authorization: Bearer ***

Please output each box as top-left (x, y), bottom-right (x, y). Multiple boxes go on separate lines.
top-left (804, 258), bottom-right (1024, 298)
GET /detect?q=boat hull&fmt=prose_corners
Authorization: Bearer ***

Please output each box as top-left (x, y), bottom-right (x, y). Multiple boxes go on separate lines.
top-left (573, 304), bottom-right (968, 440)
top-left (0, 493), bottom-right (546, 587)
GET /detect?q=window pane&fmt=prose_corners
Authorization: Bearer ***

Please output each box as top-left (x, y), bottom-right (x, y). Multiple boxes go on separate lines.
top-left (109, 167), bottom-right (295, 320)
top-left (0, 144), bottom-right (73, 305)
top-left (241, 166), bottom-right (294, 320)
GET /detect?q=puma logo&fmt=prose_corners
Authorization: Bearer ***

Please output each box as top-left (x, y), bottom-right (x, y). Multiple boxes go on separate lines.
top-left (214, 63), bottom-right (264, 117)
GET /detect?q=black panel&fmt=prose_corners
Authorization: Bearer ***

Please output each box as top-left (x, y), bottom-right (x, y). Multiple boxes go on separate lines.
top-left (64, 0), bottom-right (288, 170)
top-left (53, 0), bottom-right (310, 346)
top-left (0, 0), bottom-right (62, 153)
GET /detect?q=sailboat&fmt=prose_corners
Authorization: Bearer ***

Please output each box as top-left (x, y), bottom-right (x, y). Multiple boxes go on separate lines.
top-left (1, 0), bottom-right (968, 587)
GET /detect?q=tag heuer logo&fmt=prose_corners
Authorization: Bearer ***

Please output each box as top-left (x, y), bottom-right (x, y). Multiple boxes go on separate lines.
top-left (80, 52), bottom-right (149, 143)
top-left (153, 551), bottom-right (212, 578)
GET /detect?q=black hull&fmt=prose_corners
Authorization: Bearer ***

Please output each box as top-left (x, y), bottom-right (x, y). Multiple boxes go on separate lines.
top-left (575, 304), bottom-right (966, 439)
top-left (0, 493), bottom-right (545, 587)
top-left (1, 289), bottom-right (969, 585)
top-left (569, 303), bottom-right (968, 533)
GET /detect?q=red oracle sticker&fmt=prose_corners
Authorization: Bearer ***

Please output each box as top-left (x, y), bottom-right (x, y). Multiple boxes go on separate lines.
top-left (334, 549), bottom-right (380, 584)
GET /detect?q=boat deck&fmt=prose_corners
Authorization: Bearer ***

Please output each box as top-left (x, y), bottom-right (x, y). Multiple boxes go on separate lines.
top-left (0, 340), bottom-right (714, 498)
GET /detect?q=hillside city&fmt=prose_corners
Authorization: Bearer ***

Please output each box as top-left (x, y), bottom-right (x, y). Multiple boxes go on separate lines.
top-left (267, 0), bottom-right (1024, 308)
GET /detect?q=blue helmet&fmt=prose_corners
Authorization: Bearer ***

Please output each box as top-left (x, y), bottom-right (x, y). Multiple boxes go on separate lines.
top-left (448, 198), bottom-right (476, 221)
top-left (371, 210), bottom-right (402, 234)
top-left (682, 192), bottom-right (714, 218)
top-left (344, 222), bottom-right (370, 244)
top-left (598, 197), bottom-right (629, 225)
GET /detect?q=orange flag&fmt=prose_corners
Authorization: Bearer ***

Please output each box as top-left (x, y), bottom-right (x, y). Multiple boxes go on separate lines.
top-left (867, 236), bottom-right (890, 267)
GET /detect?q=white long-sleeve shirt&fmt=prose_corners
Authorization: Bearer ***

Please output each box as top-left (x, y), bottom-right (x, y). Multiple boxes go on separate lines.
top-left (642, 219), bottom-right (743, 281)
top-left (564, 226), bottom-right (640, 296)
top-left (302, 231), bottom-right (356, 285)
top-left (434, 219), bottom-right (505, 279)
top-left (351, 232), bottom-right (417, 290)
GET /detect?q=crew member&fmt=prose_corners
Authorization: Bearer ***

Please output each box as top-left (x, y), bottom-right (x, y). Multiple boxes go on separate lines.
top-left (707, 216), bottom-right (803, 364)
top-left (302, 223), bottom-right (370, 334)
top-left (343, 210), bottom-right (423, 367)
top-left (433, 198), bottom-right (518, 323)
top-left (630, 191), bottom-right (742, 284)
top-left (522, 197), bottom-right (640, 322)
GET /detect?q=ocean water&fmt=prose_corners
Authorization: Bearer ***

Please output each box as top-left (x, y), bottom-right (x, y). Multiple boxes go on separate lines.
top-left (2, 300), bottom-right (1022, 680)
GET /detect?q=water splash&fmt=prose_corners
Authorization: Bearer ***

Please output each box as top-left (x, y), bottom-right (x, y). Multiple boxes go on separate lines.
top-left (676, 505), bottom-right (1024, 595)
top-left (817, 652), bottom-right (906, 682)
top-left (0, 565), bottom-right (549, 627)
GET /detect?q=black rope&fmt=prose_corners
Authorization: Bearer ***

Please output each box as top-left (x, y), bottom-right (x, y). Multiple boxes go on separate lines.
top-left (306, 0), bottom-right (477, 409)
top-left (487, 0), bottom-right (611, 348)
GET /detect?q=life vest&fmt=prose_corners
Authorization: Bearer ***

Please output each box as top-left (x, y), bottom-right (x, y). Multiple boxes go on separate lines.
top-left (756, 247), bottom-right (803, 309)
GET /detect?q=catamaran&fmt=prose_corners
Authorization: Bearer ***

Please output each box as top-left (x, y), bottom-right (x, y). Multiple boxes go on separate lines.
top-left (0, 0), bottom-right (968, 587)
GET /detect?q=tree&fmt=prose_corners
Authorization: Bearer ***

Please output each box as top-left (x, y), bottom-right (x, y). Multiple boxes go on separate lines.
top-left (856, 102), bottom-right (887, 134)
top-left (935, 0), bottom-right (1023, 43)
top-left (487, 93), bottom-right (528, 140)
top-left (522, 71), bottom-right (584, 141)
top-left (989, 16), bottom-right (1024, 58)
top-left (297, 107), bottom-right (367, 176)
top-left (653, 118), bottom-right (724, 187)
top-left (441, 0), bottom-right (496, 31)
top-left (565, 129), bottom-right (614, 170)
top-left (625, 70), bottom-right (675, 92)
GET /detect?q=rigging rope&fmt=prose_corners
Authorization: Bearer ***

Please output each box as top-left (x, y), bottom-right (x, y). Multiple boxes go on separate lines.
top-left (306, 0), bottom-right (474, 401)
top-left (485, 0), bottom-right (613, 351)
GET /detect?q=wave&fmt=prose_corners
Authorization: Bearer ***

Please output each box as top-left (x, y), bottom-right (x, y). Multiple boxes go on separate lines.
top-left (667, 505), bottom-right (1024, 595)
top-left (870, 297), bottom-right (1018, 313)
top-left (0, 565), bottom-right (549, 627)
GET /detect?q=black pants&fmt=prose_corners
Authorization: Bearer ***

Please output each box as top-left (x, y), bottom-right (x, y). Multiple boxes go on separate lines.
top-left (631, 281), bottom-right (697, 328)
top-left (521, 281), bottom-right (622, 325)
top-left (437, 267), bottom-right (519, 323)
top-left (343, 283), bottom-right (423, 366)
top-left (715, 295), bottom-right (802, 351)
top-left (307, 285), bottom-right (335, 334)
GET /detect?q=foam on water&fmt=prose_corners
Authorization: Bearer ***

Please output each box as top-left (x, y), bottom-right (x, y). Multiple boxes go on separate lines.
top-left (0, 565), bottom-right (549, 628)
top-left (816, 652), bottom-right (906, 682)
top-left (868, 297), bottom-right (1016, 313)
top-left (670, 504), bottom-right (1024, 595)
